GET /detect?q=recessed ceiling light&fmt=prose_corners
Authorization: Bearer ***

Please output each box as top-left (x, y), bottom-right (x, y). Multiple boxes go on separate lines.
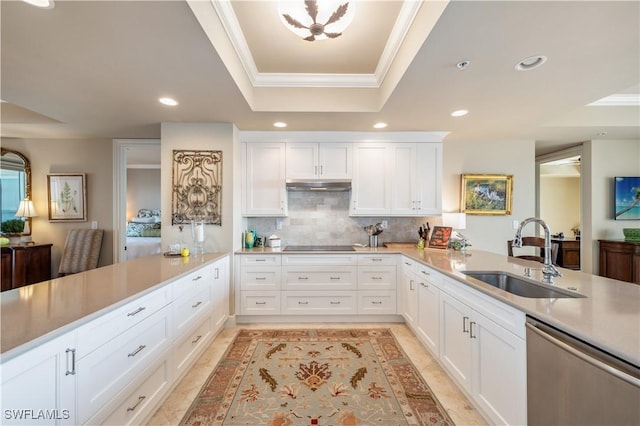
top-left (373, 122), bottom-right (388, 129)
top-left (598, 131), bottom-right (608, 137)
top-left (451, 110), bottom-right (468, 117)
top-left (22, 0), bottom-right (54, 8)
top-left (273, 122), bottom-right (287, 128)
top-left (515, 55), bottom-right (547, 71)
top-left (159, 97), bottom-right (178, 106)
top-left (456, 60), bottom-right (470, 70)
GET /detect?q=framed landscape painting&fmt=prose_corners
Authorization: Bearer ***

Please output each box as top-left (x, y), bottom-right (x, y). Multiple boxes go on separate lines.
top-left (461, 174), bottom-right (513, 215)
top-left (615, 176), bottom-right (640, 220)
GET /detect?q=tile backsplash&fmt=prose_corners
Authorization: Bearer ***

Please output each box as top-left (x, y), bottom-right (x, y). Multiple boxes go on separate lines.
top-left (246, 192), bottom-right (439, 247)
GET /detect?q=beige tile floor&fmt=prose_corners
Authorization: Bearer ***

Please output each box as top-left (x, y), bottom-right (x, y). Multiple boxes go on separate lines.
top-left (147, 322), bottom-right (487, 425)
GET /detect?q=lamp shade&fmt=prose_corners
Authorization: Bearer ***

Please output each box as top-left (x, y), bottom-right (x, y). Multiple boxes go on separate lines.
top-left (15, 198), bottom-right (38, 218)
top-left (442, 212), bottom-right (466, 230)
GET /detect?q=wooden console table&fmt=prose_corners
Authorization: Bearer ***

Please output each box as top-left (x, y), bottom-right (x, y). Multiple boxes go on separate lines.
top-left (552, 239), bottom-right (581, 270)
top-left (1, 243), bottom-right (52, 292)
top-left (598, 239), bottom-right (640, 284)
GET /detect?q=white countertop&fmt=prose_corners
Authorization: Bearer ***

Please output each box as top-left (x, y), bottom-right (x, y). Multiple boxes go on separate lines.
top-left (238, 246), bottom-right (640, 367)
top-left (0, 252), bottom-right (229, 360)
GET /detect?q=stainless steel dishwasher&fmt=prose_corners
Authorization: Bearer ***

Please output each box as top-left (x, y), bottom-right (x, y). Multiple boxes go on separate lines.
top-left (526, 317), bottom-right (640, 425)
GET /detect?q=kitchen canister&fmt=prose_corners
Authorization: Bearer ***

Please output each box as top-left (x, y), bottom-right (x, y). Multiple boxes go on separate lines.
top-left (369, 235), bottom-right (378, 248)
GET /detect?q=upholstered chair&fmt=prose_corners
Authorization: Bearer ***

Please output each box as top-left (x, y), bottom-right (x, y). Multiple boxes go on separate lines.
top-left (58, 229), bottom-right (104, 277)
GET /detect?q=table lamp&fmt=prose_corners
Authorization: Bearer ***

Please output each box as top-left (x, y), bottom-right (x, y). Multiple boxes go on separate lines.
top-left (15, 198), bottom-right (38, 241)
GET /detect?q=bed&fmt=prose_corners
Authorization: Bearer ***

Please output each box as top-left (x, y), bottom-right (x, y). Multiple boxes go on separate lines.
top-left (126, 208), bottom-right (162, 260)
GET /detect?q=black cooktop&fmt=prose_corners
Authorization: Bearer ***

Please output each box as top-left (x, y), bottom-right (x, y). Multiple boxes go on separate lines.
top-left (283, 245), bottom-right (356, 252)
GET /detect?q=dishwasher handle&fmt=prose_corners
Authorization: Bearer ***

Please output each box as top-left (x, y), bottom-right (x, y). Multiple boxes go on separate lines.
top-left (525, 321), bottom-right (640, 388)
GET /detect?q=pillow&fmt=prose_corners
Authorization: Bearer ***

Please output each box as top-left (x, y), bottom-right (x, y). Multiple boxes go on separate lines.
top-left (127, 222), bottom-right (160, 237)
top-left (141, 228), bottom-right (161, 238)
top-left (137, 208), bottom-right (161, 218)
top-left (129, 216), bottom-right (157, 224)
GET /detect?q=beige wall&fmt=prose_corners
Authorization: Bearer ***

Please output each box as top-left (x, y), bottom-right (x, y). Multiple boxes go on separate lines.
top-left (540, 176), bottom-right (580, 237)
top-left (127, 168), bottom-right (161, 220)
top-left (1, 138), bottom-right (114, 276)
top-left (442, 139), bottom-right (536, 255)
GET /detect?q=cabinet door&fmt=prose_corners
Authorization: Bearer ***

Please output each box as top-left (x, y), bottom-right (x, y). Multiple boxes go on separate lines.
top-left (1, 332), bottom-right (76, 425)
top-left (401, 270), bottom-right (418, 326)
top-left (286, 143), bottom-right (318, 179)
top-left (439, 291), bottom-right (472, 392)
top-left (211, 256), bottom-right (229, 332)
top-left (319, 143), bottom-right (352, 179)
top-left (351, 144), bottom-right (390, 215)
top-left (244, 143), bottom-right (287, 216)
top-left (414, 143), bottom-right (442, 215)
top-left (416, 279), bottom-right (440, 355)
top-left (389, 143), bottom-right (418, 215)
top-left (471, 311), bottom-right (526, 425)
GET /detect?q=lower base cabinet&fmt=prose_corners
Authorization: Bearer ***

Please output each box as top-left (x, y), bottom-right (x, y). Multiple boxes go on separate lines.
top-left (0, 256), bottom-right (230, 426)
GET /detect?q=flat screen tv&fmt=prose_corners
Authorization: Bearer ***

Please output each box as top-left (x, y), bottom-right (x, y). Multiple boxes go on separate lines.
top-left (615, 177), bottom-right (640, 220)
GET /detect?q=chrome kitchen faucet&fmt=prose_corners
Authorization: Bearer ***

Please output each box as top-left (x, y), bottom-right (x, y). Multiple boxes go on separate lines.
top-left (513, 217), bottom-right (562, 284)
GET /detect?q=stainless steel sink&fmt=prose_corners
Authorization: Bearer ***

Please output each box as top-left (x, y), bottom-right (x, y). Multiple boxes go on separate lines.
top-left (461, 271), bottom-right (585, 298)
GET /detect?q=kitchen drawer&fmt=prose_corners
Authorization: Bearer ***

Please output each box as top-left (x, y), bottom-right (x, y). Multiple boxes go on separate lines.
top-left (240, 266), bottom-right (281, 291)
top-left (357, 254), bottom-right (397, 266)
top-left (99, 358), bottom-right (170, 426)
top-left (240, 254), bottom-right (281, 266)
top-left (358, 290), bottom-right (397, 314)
top-left (76, 285), bottom-right (172, 358)
top-left (174, 315), bottom-right (213, 379)
top-left (282, 254), bottom-right (357, 266)
top-left (173, 267), bottom-right (213, 300)
top-left (401, 256), bottom-right (415, 275)
top-left (77, 306), bottom-right (171, 424)
top-left (240, 291), bottom-right (281, 315)
top-left (173, 285), bottom-right (212, 337)
top-left (414, 263), bottom-right (444, 287)
top-left (282, 291), bottom-right (357, 314)
top-left (357, 266), bottom-right (396, 290)
top-left (282, 266), bottom-right (357, 290)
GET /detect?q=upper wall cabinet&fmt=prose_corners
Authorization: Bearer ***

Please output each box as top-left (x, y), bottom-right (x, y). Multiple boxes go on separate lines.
top-left (242, 143), bottom-right (287, 217)
top-left (389, 143), bottom-right (442, 216)
top-left (350, 143), bottom-right (391, 216)
top-left (285, 143), bottom-right (352, 180)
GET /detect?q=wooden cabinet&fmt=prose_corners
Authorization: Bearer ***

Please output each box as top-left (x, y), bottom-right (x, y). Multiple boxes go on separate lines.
top-left (242, 143), bottom-right (287, 216)
top-left (1, 243), bottom-right (52, 291)
top-left (389, 143), bottom-right (442, 216)
top-left (599, 239), bottom-right (640, 284)
top-left (285, 142), bottom-right (352, 179)
top-left (553, 239), bottom-right (581, 270)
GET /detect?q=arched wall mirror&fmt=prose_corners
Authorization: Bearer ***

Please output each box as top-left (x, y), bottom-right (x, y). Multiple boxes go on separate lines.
top-left (1, 148), bottom-right (32, 236)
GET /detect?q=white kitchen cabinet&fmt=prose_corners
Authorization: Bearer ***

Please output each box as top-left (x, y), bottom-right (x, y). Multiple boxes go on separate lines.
top-left (285, 142), bottom-right (352, 179)
top-left (415, 264), bottom-right (442, 356)
top-left (0, 331), bottom-right (76, 425)
top-left (399, 256), bottom-right (418, 326)
top-left (211, 256), bottom-right (229, 332)
top-left (243, 142), bottom-right (287, 216)
top-left (350, 143), bottom-right (390, 215)
top-left (389, 143), bottom-right (442, 216)
top-left (439, 278), bottom-right (527, 425)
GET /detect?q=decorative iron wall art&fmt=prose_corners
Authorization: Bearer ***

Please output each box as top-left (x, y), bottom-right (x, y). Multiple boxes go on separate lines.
top-left (172, 150), bottom-right (222, 225)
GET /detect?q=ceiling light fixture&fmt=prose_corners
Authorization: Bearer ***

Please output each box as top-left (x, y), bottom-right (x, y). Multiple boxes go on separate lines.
top-left (273, 122), bottom-right (288, 128)
top-left (456, 60), bottom-right (470, 70)
top-left (22, 0), bottom-right (54, 8)
top-left (515, 55), bottom-right (547, 71)
top-left (279, 0), bottom-right (355, 42)
top-left (159, 97), bottom-right (178, 106)
top-left (373, 122), bottom-right (388, 129)
top-left (451, 110), bottom-right (468, 117)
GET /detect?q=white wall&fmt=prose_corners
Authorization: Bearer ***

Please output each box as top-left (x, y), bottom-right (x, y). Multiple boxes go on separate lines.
top-left (540, 176), bottom-right (580, 237)
top-left (126, 168), bottom-right (160, 220)
top-left (583, 139), bottom-right (640, 273)
top-left (443, 139), bottom-right (536, 255)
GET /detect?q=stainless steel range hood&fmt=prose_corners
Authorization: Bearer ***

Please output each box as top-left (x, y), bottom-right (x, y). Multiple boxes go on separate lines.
top-left (286, 179), bottom-right (352, 192)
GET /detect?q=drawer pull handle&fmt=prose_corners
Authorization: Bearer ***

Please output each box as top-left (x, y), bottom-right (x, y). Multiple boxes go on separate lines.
top-left (128, 345), bottom-right (146, 358)
top-left (192, 275), bottom-right (203, 281)
top-left (127, 307), bottom-right (146, 317)
top-left (372, 276), bottom-right (382, 280)
top-left (298, 301), bottom-right (309, 305)
top-left (255, 301), bottom-right (266, 305)
top-left (372, 301), bottom-right (383, 305)
top-left (330, 301), bottom-right (341, 305)
top-left (255, 277), bottom-right (266, 280)
top-left (255, 259), bottom-right (266, 262)
top-left (404, 262), bottom-right (411, 266)
top-left (330, 277), bottom-right (340, 280)
top-left (298, 276), bottom-right (309, 280)
top-left (372, 258), bottom-right (383, 262)
top-left (65, 348), bottom-right (76, 376)
top-left (421, 271), bottom-right (430, 276)
top-left (470, 322), bottom-right (477, 339)
top-left (192, 301), bottom-right (203, 308)
top-left (127, 396), bottom-right (146, 412)
top-left (420, 282), bottom-right (428, 288)
top-left (192, 335), bottom-right (203, 344)
top-left (462, 316), bottom-right (469, 333)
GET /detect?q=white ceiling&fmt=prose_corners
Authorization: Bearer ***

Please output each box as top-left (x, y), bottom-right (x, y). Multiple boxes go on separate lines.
top-left (1, 0), bottom-right (639, 156)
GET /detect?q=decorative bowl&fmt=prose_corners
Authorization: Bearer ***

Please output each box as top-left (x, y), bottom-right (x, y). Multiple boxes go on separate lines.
top-left (623, 228), bottom-right (640, 241)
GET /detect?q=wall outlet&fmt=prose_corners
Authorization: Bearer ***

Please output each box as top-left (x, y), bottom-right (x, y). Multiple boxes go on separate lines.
top-left (381, 220), bottom-right (388, 229)
top-left (512, 220), bottom-right (519, 230)
top-left (275, 219), bottom-right (283, 230)
top-left (91, 221), bottom-right (98, 229)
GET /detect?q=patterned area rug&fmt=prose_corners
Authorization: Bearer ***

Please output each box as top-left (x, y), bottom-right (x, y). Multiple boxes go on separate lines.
top-left (180, 329), bottom-right (453, 426)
